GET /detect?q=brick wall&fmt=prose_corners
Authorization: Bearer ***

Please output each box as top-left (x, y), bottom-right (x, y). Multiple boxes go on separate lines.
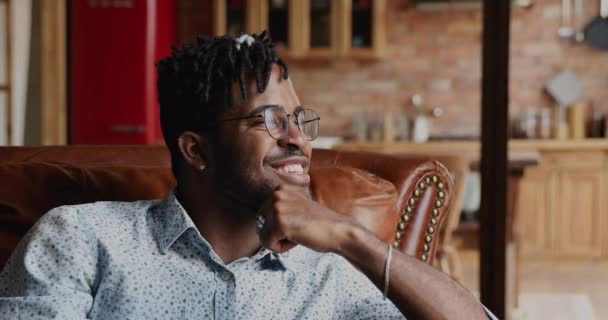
top-left (178, 0), bottom-right (608, 138)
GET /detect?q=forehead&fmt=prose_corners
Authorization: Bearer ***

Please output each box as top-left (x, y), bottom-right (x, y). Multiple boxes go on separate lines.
top-left (230, 64), bottom-right (300, 115)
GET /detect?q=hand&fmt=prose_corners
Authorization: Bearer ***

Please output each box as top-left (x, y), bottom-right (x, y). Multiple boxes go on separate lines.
top-left (256, 184), bottom-right (360, 254)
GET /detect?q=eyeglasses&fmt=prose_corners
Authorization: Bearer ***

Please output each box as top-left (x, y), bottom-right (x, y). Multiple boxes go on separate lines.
top-left (222, 106), bottom-right (321, 141)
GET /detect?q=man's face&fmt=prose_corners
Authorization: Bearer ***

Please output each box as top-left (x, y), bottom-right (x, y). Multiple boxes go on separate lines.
top-left (211, 65), bottom-right (313, 210)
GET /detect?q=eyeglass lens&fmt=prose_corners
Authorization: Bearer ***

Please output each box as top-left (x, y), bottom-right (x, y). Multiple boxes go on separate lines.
top-left (263, 107), bottom-right (319, 141)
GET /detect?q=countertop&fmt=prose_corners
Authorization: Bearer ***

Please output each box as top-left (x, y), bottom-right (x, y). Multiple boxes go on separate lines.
top-left (334, 138), bottom-right (608, 154)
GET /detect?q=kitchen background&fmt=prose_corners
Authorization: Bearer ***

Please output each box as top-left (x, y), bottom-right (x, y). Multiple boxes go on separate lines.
top-left (179, 0), bottom-right (608, 140)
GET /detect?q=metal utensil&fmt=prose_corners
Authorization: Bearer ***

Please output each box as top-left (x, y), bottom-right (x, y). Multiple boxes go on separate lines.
top-left (584, 0), bottom-right (608, 49)
top-left (573, 0), bottom-right (585, 43)
top-left (558, 0), bottom-right (574, 40)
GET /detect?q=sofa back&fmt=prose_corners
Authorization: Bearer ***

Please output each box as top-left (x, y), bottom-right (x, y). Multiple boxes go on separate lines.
top-left (0, 146), bottom-right (453, 267)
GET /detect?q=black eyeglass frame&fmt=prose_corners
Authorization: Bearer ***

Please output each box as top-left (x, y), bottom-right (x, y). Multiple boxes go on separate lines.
top-left (221, 105), bottom-right (321, 141)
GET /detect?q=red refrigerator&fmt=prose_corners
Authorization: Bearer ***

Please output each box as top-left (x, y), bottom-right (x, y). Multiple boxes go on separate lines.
top-left (69, 0), bottom-right (175, 144)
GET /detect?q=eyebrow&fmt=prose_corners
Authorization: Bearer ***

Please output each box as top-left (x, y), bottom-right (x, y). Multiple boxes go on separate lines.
top-left (245, 104), bottom-right (280, 117)
top-left (245, 104), bottom-right (304, 117)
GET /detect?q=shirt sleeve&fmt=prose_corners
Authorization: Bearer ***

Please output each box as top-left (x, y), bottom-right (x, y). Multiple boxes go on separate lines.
top-left (0, 206), bottom-right (97, 320)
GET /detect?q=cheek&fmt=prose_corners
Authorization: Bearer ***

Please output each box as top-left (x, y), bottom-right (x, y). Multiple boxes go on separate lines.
top-left (238, 131), bottom-right (276, 168)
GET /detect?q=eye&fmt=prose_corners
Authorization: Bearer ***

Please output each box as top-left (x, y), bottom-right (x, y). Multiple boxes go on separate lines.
top-left (248, 115), bottom-right (265, 125)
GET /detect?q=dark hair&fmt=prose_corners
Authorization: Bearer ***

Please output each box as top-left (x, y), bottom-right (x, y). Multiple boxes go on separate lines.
top-left (156, 31), bottom-right (289, 176)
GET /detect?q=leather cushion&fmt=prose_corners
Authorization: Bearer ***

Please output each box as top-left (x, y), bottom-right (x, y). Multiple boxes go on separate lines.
top-left (310, 166), bottom-right (399, 243)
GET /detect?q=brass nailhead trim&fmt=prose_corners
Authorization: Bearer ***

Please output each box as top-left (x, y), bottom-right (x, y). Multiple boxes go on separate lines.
top-left (393, 174), bottom-right (446, 261)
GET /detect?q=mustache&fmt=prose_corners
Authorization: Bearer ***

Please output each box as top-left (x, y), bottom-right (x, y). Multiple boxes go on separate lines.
top-left (263, 148), bottom-right (308, 164)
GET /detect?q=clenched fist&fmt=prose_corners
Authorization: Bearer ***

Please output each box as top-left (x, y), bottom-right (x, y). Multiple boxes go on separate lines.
top-left (256, 184), bottom-right (362, 254)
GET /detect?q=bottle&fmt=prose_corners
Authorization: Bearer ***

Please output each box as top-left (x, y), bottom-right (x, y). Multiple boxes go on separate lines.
top-left (552, 107), bottom-right (569, 139)
top-left (536, 109), bottom-right (551, 139)
top-left (394, 107), bottom-right (409, 141)
top-left (351, 112), bottom-right (368, 142)
top-left (410, 94), bottom-right (430, 143)
top-left (383, 104), bottom-right (395, 143)
top-left (588, 102), bottom-right (605, 138)
top-left (567, 102), bottom-right (586, 139)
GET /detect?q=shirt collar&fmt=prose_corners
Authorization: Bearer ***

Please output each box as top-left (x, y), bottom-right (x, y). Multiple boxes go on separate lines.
top-left (149, 190), bottom-right (198, 254)
top-left (149, 190), bottom-right (295, 273)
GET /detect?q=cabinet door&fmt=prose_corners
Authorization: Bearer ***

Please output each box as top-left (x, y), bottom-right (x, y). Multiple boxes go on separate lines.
top-left (555, 169), bottom-right (604, 258)
top-left (517, 167), bottom-right (556, 257)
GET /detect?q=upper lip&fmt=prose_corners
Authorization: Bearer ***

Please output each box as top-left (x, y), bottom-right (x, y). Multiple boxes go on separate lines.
top-left (268, 156), bottom-right (310, 170)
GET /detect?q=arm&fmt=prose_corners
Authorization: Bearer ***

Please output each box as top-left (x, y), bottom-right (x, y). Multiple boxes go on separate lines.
top-left (336, 223), bottom-right (488, 320)
top-left (0, 206), bottom-right (95, 319)
top-left (258, 185), bottom-right (492, 320)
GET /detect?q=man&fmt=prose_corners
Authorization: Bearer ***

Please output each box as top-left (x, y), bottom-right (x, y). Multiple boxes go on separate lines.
top-left (0, 32), bottom-right (495, 319)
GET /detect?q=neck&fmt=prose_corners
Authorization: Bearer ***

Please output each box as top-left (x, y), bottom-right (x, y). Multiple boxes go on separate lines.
top-left (175, 183), bottom-right (262, 265)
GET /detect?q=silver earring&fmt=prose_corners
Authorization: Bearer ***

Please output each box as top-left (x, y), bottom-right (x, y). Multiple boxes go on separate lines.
top-left (199, 162), bottom-right (206, 171)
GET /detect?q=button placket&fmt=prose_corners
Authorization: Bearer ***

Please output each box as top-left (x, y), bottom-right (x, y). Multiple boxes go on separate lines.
top-left (214, 268), bottom-right (236, 320)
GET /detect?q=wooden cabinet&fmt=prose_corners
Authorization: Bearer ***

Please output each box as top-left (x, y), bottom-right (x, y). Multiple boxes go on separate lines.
top-left (554, 168), bottom-right (604, 257)
top-left (211, 0), bottom-right (387, 59)
top-left (518, 150), bottom-right (607, 258)
top-left (517, 167), bottom-right (555, 257)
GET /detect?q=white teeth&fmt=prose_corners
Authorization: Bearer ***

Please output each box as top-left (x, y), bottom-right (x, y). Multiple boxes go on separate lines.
top-left (276, 164), bottom-right (304, 174)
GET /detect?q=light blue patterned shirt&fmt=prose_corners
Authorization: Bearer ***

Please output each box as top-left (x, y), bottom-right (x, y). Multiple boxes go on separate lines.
top-left (0, 191), bottom-right (406, 319)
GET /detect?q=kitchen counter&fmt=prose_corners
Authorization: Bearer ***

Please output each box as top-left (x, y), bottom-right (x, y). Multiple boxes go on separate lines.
top-left (335, 138), bottom-right (608, 154)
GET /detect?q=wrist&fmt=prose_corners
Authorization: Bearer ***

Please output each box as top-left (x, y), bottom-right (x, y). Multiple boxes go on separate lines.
top-left (332, 219), bottom-right (374, 257)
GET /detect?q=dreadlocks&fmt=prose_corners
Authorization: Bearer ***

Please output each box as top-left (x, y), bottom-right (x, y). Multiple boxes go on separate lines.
top-left (156, 31), bottom-right (289, 175)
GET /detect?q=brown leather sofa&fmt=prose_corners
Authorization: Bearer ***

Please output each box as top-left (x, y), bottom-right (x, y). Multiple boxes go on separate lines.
top-left (0, 146), bottom-right (453, 269)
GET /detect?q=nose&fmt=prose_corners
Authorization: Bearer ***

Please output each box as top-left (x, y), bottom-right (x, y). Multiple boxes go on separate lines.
top-left (277, 116), bottom-right (308, 150)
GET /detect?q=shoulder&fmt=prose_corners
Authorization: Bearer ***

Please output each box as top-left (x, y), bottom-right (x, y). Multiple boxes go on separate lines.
top-left (25, 199), bottom-right (160, 247)
top-left (66, 199), bottom-right (159, 229)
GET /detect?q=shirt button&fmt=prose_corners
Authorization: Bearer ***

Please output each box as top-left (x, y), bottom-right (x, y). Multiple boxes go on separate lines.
top-left (219, 271), bottom-right (232, 281)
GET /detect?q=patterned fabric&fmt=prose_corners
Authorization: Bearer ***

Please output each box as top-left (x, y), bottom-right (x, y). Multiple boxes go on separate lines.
top-left (0, 191), bottom-right (406, 320)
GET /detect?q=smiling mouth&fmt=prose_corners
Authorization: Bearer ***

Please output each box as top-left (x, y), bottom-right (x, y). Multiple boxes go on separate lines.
top-left (275, 163), bottom-right (305, 174)
top-left (269, 161), bottom-right (311, 186)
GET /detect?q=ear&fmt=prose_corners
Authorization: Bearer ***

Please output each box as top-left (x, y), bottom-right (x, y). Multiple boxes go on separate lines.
top-left (177, 131), bottom-right (210, 172)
